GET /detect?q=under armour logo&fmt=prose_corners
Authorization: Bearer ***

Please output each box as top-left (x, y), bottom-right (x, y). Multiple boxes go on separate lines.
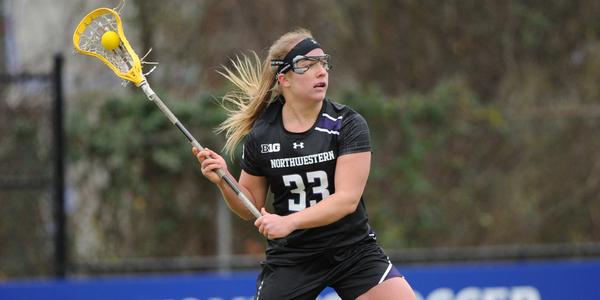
top-left (293, 142), bottom-right (304, 149)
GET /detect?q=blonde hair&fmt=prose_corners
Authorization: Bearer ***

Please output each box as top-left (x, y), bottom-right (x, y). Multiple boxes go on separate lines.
top-left (216, 28), bottom-right (314, 158)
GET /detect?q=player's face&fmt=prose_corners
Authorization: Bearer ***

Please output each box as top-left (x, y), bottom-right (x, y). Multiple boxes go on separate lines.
top-left (287, 48), bottom-right (329, 103)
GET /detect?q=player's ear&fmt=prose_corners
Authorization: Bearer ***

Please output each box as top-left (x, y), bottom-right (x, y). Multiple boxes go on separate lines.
top-left (277, 73), bottom-right (291, 87)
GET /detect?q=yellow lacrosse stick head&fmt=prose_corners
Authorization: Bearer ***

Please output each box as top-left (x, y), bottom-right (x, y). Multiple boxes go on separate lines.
top-left (73, 8), bottom-right (145, 86)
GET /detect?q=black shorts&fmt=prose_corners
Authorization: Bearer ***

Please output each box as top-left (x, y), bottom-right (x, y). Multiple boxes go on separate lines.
top-left (255, 242), bottom-right (402, 300)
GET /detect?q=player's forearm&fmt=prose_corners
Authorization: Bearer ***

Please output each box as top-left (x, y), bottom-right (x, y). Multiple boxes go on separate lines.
top-left (216, 178), bottom-right (258, 220)
top-left (286, 192), bottom-right (359, 229)
top-left (287, 153), bottom-right (370, 230)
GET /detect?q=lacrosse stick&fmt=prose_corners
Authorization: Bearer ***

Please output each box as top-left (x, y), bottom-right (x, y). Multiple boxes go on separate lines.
top-left (72, 7), bottom-right (261, 219)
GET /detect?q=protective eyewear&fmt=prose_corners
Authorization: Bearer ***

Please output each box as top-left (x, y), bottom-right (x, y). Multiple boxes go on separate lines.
top-left (291, 54), bottom-right (332, 74)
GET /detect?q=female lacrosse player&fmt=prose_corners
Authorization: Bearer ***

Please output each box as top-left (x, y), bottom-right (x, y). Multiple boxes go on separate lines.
top-left (193, 28), bottom-right (416, 300)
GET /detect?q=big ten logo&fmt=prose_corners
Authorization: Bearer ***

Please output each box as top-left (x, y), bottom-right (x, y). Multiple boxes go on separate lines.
top-left (415, 286), bottom-right (541, 300)
top-left (261, 143), bottom-right (280, 153)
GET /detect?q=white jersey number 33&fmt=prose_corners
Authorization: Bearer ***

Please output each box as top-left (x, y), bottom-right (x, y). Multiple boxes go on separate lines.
top-left (282, 170), bottom-right (330, 211)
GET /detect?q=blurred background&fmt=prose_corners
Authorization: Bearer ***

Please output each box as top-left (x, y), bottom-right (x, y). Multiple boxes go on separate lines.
top-left (2, 0), bottom-right (600, 284)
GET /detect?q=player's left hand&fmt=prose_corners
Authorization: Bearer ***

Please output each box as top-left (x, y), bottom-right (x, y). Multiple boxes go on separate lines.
top-left (254, 208), bottom-right (295, 240)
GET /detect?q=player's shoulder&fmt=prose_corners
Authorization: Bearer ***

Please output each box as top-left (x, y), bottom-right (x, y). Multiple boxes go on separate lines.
top-left (323, 98), bottom-right (366, 124)
top-left (323, 98), bottom-right (348, 115)
top-left (249, 99), bottom-right (282, 138)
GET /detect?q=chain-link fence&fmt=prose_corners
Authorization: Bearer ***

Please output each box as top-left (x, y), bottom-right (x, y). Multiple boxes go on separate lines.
top-left (0, 54), bottom-right (65, 279)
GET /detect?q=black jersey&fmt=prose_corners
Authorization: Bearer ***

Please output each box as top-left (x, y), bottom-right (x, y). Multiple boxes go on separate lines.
top-left (241, 98), bottom-right (376, 264)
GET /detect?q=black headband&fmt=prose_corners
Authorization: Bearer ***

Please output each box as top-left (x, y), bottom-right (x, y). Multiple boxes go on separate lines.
top-left (271, 37), bottom-right (322, 74)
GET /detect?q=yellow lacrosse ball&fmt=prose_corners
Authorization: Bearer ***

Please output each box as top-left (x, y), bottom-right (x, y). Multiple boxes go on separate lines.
top-left (101, 31), bottom-right (121, 51)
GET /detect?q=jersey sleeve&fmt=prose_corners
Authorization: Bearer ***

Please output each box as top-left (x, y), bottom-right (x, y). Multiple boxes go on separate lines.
top-left (338, 113), bottom-right (372, 156)
top-left (240, 133), bottom-right (264, 176)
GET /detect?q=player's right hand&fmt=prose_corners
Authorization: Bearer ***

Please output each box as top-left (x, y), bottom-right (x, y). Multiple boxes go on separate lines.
top-left (192, 147), bottom-right (227, 185)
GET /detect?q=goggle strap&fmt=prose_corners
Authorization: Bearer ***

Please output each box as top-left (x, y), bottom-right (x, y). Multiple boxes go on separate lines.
top-left (270, 60), bottom-right (284, 66)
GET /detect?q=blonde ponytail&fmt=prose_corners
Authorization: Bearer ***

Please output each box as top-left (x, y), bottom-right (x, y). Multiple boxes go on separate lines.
top-left (216, 53), bottom-right (275, 157)
top-left (216, 28), bottom-right (314, 158)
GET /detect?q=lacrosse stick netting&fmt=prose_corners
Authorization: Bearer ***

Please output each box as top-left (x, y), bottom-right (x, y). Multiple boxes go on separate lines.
top-left (73, 7), bottom-right (261, 218)
top-left (73, 8), bottom-right (144, 85)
